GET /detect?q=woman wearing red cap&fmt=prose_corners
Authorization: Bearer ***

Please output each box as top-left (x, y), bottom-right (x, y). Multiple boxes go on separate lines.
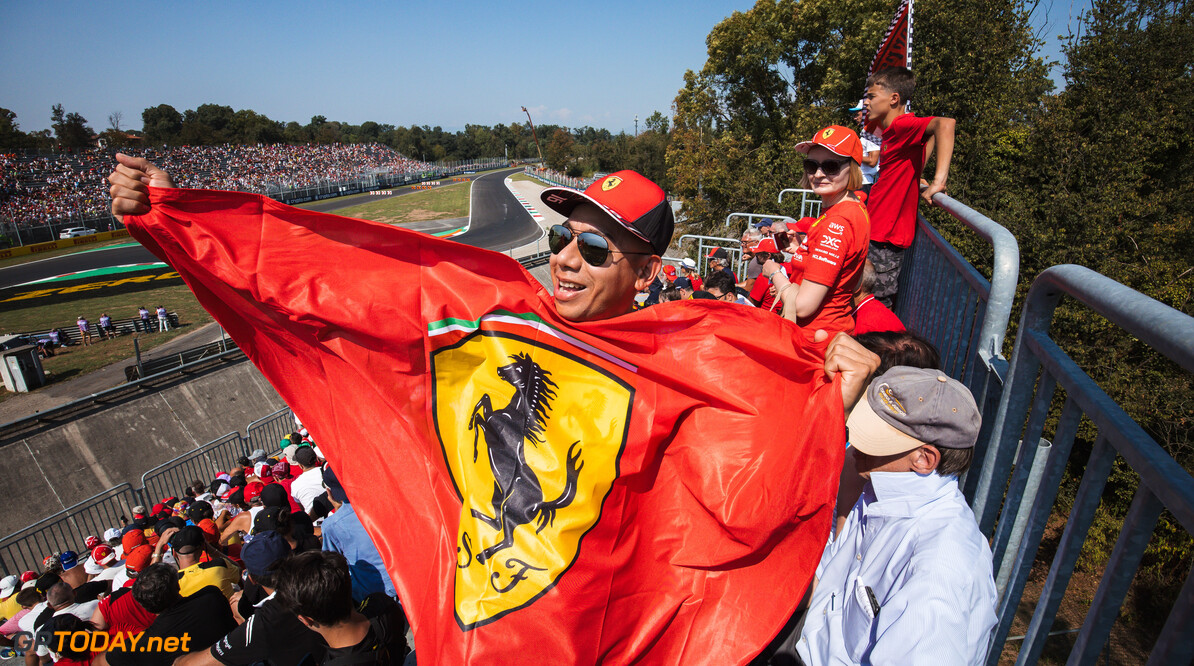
top-left (763, 125), bottom-right (871, 334)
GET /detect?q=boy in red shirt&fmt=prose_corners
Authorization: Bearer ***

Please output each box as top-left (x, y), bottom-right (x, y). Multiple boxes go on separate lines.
top-left (863, 66), bottom-right (956, 307)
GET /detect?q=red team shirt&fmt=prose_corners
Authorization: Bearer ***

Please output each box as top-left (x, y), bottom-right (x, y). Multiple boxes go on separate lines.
top-left (867, 113), bottom-right (934, 248)
top-left (852, 296), bottom-right (906, 335)
top-left (788, 200), bottom-right (870, 334)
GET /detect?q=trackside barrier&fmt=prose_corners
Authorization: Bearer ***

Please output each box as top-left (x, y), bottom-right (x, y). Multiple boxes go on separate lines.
top-left (0, 484), bottom-right (140, 574)
top-left (140, 432), bottom-right (247, 507)
top-left (245, 407), bottom-right (296, 455)
top-left (893, 194), bottom-right (1019, 510)
top-left (979, 265), bottom-right (1194, 665)
top-left (677, 234), bottom-right (744, 281)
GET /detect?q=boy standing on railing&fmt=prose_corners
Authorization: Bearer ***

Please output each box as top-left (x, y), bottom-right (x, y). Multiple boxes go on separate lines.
top-left (862, 67), bottom-right (956, 308)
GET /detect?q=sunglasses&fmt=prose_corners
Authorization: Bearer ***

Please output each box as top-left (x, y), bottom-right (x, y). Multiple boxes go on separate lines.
top-left (548, 224), bottom-right (653, 266)
top-left (803, 158), bottom-right (851, 177)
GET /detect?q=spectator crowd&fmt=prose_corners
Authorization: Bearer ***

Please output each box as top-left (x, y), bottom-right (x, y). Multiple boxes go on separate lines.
top-left (1, 144), bottom-right (436, 228)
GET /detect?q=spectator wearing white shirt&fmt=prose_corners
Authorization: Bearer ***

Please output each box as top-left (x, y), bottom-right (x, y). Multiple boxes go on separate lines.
top-left (850, 101), bottom-right (881, 194)
top-left (796, 366), bottom-right (997, 666)
top-left (289, 446), bottom-right (325, 514)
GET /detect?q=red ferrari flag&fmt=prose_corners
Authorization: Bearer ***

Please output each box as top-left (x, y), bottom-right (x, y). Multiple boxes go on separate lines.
top-left (126, 187), bottom-right (846, 665)
top-left (870, 0), bottom-right (914, 76)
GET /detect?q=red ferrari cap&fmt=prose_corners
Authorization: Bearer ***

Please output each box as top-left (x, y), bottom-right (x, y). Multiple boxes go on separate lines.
top-left (539, 170), bottom-right (674, 255)
top-left (750, 237), bottom-right (780, 253)
top-left (795, 217), bottom-right (816, 234)
top-left (795, 125), bottom-right (863, 163)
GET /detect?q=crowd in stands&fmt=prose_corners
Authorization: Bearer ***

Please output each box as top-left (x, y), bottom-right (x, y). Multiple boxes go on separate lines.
top-left (0, 423), bottom-right (412, 665)
top-left (1, 144), bottom-right (437, 227)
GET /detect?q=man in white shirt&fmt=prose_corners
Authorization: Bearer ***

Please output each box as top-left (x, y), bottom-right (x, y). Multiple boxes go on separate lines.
top-left (289, 446), bottom-right (325, 513)
top-left (797, 366), bottom-right (997, 665)
top-left (850, 101), bottom-right (881, 194)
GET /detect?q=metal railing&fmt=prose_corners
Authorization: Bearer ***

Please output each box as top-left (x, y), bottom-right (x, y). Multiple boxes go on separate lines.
top-left (677, 234), bottom-right (747, 282)
top-left (0, 484), bottom-right (139, 574)
top-left (139, 432), bottom-right (246, 507)
top-left (777, 188), bottom-right (823, 218)
top-left (245, 407), bottom-right (296, 454)
top-left (980, 265), bottom-right (1194, 665)
top-left (894, 193), bottom-right (1020, 512)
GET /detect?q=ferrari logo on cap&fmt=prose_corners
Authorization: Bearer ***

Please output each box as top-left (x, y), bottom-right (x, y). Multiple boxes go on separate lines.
top-left (821, 128), bottom-right (835, 139)
top-left (601, 176), bottom-right (623, 191)
top-left (433, 328), bottom-right (632, 630)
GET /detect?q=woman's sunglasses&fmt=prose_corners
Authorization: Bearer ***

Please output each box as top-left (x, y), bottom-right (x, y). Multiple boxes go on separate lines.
top-left (803, 158), bottom-right (851, 177)
top-left (548, 224), bottom-right (653, 266)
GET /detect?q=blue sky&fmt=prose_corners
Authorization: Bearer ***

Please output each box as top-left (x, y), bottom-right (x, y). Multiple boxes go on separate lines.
top-left (2, 0), bottom-right (1090, 136)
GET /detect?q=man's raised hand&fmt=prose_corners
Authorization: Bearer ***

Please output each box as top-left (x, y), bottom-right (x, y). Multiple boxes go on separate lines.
top-left (815, 330), bottom-right (881, 415)
top-left (108, 153), bottom-right (176, 219)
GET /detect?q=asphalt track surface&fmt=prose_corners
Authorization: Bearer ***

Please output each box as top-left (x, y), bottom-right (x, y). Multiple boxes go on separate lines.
top-left (0, 167), bottom-right (542, 290)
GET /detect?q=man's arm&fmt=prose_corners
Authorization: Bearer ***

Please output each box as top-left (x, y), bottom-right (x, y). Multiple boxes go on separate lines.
top-left (108, 154), bottom-right (176, 220)
top-left (921, 117), bottom-right (956, 204)
top-left (861, 149), bottom-right (879, 167)
top-left (817, 331), bottom-right (880, 415)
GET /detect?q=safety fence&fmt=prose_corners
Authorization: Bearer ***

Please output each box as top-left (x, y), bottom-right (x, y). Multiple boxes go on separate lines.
top-left (976, 265), bottom-right (1194, 665)
top-left (521, 166), bottom-right (596, 191)
top-left (0, 408), bottom-right (292, 574)
top-left (893, 193), bottom-right (1020, 511)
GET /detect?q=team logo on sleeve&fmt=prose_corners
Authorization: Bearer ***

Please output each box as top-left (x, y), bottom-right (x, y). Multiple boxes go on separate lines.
top-left (601, 176), bottom-right (623, 191)
top-left (431, 322), bottom-right (632, 629)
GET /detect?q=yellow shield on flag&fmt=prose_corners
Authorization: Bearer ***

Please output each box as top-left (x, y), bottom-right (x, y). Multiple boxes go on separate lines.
top-left (432, 329), bottom-right (632, 629)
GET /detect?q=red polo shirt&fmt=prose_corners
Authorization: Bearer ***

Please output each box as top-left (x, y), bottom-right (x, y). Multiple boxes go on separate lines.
top-left (867, 113), bottom-right (935, 248)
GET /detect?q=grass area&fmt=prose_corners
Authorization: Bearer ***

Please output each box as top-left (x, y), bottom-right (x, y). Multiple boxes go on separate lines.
top-left (0, 238), bottom-right (136, 268)
top-left (329, 182), bottom-right (471, 224)
top-left (509, 172), bottom-right (550, 186)
top-left (0, 283), bottom-right (213, 402)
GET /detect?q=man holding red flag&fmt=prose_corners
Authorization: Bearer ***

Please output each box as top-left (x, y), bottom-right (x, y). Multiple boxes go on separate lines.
top-left (108, 155), bottom-right (879, 665)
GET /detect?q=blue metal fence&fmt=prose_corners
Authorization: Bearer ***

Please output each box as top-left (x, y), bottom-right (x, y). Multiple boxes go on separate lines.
top-left (977, 264), bottom-right (1194, 665)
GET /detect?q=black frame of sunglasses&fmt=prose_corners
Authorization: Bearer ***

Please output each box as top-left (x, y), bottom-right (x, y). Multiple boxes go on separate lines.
top-left (548, 224), bottom-right (654, 266)
top-left (802, 157), bottom-right (852, 177)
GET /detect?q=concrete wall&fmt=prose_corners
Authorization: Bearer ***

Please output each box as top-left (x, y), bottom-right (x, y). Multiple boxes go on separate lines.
top-left (0, 358), bottom-right (286, 536)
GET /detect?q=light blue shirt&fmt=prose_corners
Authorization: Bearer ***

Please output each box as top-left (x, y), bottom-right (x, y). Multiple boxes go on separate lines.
top-left (798, 471), bottom-right (997, 665)
top-left (321, 502), bottom-right (398, 601)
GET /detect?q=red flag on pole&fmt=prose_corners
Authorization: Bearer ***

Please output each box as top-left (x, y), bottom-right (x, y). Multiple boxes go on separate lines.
top-left (126, 188), bottom-right (846, 665)
top-left (870, 0), bottom-right (914, 76)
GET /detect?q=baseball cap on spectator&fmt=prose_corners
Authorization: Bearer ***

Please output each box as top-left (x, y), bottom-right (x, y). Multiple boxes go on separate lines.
top-left (849, 99), bottom-right (866, 112)
top-left (271, 460), bottom-right (291, 479)
top-left (104, 527), bottom-right (122, 543)
top-left (253, 461), bottom-right (273, 480)
top-left (60, 550), bottom-right (81, 572)
top-left (253, 506), bottom-right (288, 533)
top-left (0, 575), bottom-right (18, 598)
top-left (750, 238), bottom-right (780, 254)
top-left (753, 218), bottom-right (774, 229)
top-left (707, 247), bottom-right (729, 261)
top-left (282, 444), bottom-right (300, 465)
top-left (846, 367), bottom-right (982, 457)
top-left (540, 170), bottom-right (674, 255)
top-left (197, 519), bottom-right (220, 544)
top-left (124, 545), bottom-right (153, 575)
top-left (322, 466), bottom-right (350, 504)
top-left (150, 503), bottom-right (166, 517)
top-left (241, 531), bottom-right (291, 579)
top-left (85, 545), bottom-right (116, 574)
top-left (168, 525), bottom-right (205, 556)
top-left (662, 265), bottom-right (676, 279)
top-left (132, 505), bottom-right (147, 519)
top-left (84, 535), bottom-right (101, 550)
top-left (260, 483), bottom-right (290, 509)
top-left (220, 485), bottom-right (242, 501)
top-left (673, 277), bottom-right (692, 290)
top-left (188, 500), bottom-right (214, 522)
top-left (122, 530), bottom-right (147, 554)
top-left (294, 446), bottom-right (318, 468)
top-left (248, 448), bottom-right (266, 462)
top-left (35, 572), bottom-right (61, 594)
top-left (20, 571), bottom-right (38, 583)
top-left (795, 125), bottom-right (864, 163)
top-left (681, 258), bottom-right (697, 270)
top-left (794, 217), bottom-right (815, 234)
top-left (244, 481), bottom-right (266, 504)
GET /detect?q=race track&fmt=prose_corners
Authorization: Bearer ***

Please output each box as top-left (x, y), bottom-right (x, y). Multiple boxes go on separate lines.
top-left (0, 167), bottom-right (541, 290)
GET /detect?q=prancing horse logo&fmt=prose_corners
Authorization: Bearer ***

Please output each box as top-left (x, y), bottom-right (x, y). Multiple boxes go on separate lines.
top-left (468, 353), bottom-right (583, 564)
top-left (432, 328), bottom-right (633, 629)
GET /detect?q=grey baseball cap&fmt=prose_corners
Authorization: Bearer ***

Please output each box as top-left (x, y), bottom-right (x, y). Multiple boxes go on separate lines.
top-left (846, 367), bottom-right (981, 456)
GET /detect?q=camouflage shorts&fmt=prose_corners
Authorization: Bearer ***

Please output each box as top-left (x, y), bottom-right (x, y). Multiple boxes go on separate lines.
top-left (867, 241), bottom-right (905, 307)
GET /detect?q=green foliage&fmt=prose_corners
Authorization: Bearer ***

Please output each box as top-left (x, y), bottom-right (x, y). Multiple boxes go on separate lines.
top-left (0, 107), bottom-right (35, 151)
top-left (50, 103), bottom-right (94, 151)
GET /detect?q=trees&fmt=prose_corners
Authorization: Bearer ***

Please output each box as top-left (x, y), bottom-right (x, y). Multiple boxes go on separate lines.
top-left (142, 104), bottom-right (183, 144)
top-left (50, 104), bottom-right (94, 151)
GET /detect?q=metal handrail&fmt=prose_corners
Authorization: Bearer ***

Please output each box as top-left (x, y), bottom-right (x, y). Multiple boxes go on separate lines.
top-left (980, 264), bottom-right (1194, 665)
